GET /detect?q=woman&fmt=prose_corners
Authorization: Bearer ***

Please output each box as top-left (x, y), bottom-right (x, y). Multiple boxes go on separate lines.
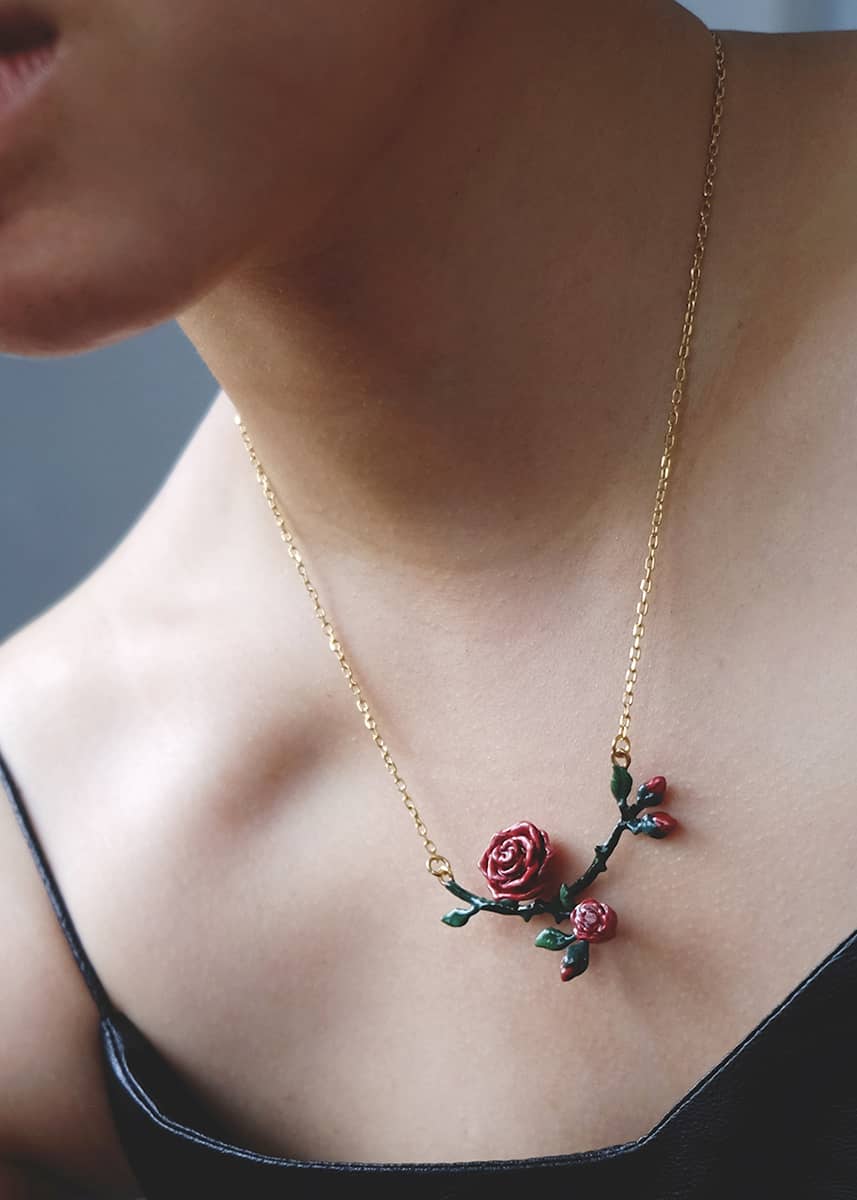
top-left (0, 1), bottom-right (854, 1196)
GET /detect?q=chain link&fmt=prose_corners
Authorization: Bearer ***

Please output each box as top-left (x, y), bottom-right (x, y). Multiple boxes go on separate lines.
top-left (235, 31), bottom-right (726, 882)
top-left (233, 418), bottom-right (454, 883)
top-left (611, 31), bottom-right (726, 769)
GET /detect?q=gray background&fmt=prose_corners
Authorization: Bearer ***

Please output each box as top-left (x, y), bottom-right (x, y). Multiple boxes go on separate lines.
top-left (2, 1), bottom-right (856, 642)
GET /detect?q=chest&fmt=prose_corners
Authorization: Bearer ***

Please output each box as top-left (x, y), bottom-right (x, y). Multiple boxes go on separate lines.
top-left (100, 370), bottom-right (857, 1164)
top-left (111, 723), bottom-right (855, 1166)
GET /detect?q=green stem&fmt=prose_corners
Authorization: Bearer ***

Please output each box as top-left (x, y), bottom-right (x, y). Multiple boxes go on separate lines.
top-left (443, 877), bottom-right (566, 923)
top-left (560, 816), bottom-right (627, 902)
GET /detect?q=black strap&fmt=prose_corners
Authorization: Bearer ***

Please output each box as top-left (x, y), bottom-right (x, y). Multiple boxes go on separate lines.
top-left (0, 743), bottom-right (115, 1020)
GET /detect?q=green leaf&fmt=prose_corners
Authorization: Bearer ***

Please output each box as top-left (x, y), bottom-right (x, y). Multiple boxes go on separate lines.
top-left (559, 883), bottom-right (574, 909)
top-left (561, 938), bottom-right (590, 975)
top-left (610, 763), bottom-right (633, 803)
top-left (534, 926), bottom-right (573, 951)
top-left (441, 908), bottom-right (473, 927)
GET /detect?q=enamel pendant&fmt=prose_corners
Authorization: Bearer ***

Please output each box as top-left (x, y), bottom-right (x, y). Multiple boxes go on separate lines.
top-left (439, 764), bottom-right (678, 982)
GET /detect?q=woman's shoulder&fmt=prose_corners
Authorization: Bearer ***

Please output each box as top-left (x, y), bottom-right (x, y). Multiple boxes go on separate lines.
top-left (785, 25), bottom-right (857, 212)
top-left (0, 619), bottom-right (145, 1196)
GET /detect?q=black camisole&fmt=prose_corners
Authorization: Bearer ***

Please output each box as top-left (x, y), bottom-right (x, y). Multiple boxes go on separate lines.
top-left (1, 745), bottom-right (855, 1199)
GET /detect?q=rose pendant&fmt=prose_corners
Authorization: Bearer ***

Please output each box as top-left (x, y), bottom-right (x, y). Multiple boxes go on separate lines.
top-left (440, 765), bottom-right (678, 981)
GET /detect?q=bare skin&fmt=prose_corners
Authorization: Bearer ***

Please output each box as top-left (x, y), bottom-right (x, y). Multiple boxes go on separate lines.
top-left (0, 3), bottom-right (856, 1195)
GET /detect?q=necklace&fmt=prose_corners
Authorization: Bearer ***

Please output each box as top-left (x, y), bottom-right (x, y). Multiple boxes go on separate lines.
top-left (234, 29), bottom-right (726, 985)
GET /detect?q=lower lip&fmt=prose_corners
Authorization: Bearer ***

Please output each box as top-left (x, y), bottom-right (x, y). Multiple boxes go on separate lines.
top-left (0, 39), bottom-right (58, 121)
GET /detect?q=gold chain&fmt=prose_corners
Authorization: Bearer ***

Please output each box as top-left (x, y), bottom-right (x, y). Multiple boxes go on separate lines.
top-left (610, 29), bottom-right (725, 770)
top-left (234, 30), bottom-right (725, 888)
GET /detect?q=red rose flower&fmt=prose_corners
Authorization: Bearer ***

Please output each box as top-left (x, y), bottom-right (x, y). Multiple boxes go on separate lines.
top-left (479, 821), bottom-right (553, 902)
top-left (570, 897), bottom-right (618, 943)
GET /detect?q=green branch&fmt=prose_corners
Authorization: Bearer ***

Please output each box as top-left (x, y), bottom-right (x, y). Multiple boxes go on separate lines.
top-left (440, 766), bottom-right (667, 930)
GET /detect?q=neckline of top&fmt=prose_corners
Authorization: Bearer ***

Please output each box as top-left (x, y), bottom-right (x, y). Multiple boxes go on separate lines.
top-left (101, 923), bottom-right (857, 1172)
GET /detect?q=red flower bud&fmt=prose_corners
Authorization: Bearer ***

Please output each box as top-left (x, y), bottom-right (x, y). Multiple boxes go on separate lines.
top-left (570, 897), bottom-right (618, 943)
top-left (646, 810), bottom-right (678, 838)
top-left (560, 962), bottom-right (578, 982)
top-left (643, 775), bottom-right (667, 796)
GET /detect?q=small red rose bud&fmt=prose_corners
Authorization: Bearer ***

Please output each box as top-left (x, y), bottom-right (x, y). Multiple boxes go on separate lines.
top-left (646, 811), bottom-right (678, 838)
top-left (570, 897), bottom-right (618, 943)
top-left (560, 962), bottom-right (578, 982)
top-left (643, 775), bottom-right (667, 796)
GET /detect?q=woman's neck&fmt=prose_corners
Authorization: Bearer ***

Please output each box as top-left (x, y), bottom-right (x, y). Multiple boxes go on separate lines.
top-left (173, 1), bottom-right (744, 579)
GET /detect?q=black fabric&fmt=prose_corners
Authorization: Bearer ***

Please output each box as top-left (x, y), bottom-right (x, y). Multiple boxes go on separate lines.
top-left (2, 744), bottom-right (856, 1199)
